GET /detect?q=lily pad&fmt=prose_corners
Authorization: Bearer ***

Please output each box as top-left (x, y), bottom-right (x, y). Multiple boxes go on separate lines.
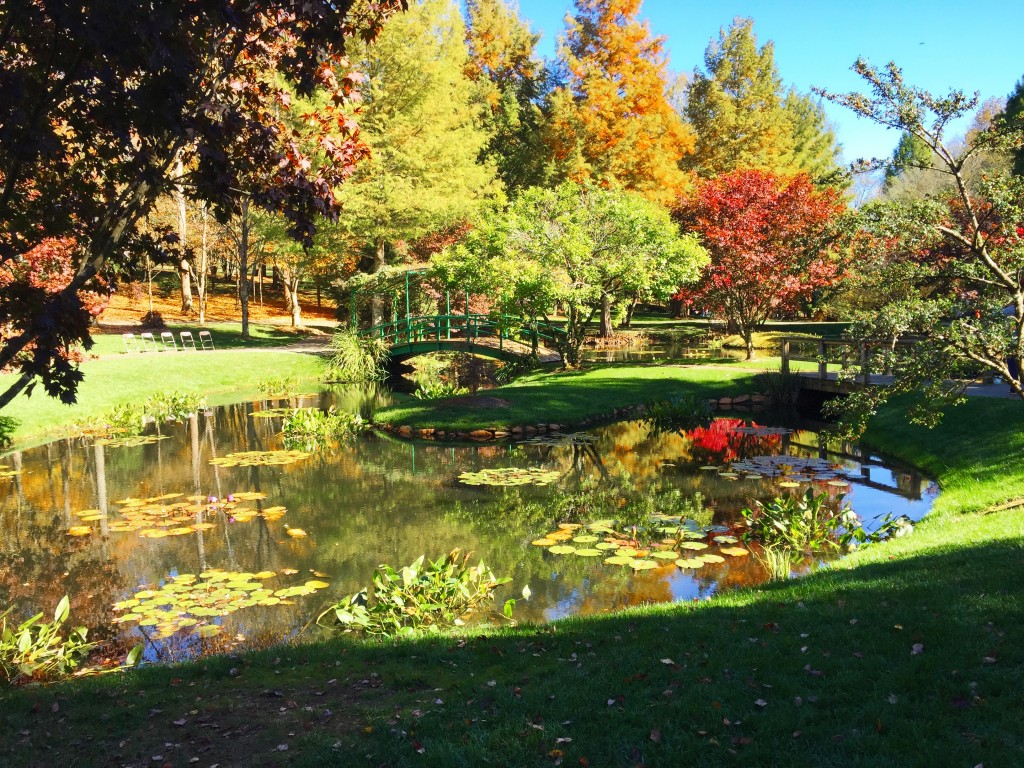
top-left (651, 550), bottom-right (679, 560)
top-left (210, 450), bottom-right (311, 468)
top-left (604, 556), bottom-right (634, 566)
top-left (678, 541), bottom-right (708, 551)
top-left (458, 467), bottom-right (560, 487)
top-left (719, 546), bottom-right (749, 557)
top-left (713, 535), bottom-right (739, 544)
top-left (573, 548), bottom-right (602, 557)
top-left (594, 542), bottom-right (620, 551)
top-left (630, 559), bottom-right (658, 571)
top-left (572, 535), bottom-right (599, 544)
top-left (675, 558), bottom-right (704, 569)
top-left (549, 545), bottom-right (577, 555)
top-left (700, 554), bottom-right (726, 564)
top-left (532, 538), bottom-right (557, 547)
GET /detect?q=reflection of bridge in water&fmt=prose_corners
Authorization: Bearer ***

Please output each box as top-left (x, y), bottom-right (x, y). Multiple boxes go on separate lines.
top-left (786, 435), bottom-right (926, 502)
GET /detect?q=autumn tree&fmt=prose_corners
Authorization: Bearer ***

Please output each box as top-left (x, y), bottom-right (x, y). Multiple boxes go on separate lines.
top-left (339, 0), bottom-right (499, 325)
top-left (685, 18), bottom-right (841, 183)
top-left (434, 183), bottom-right (708, 364)
top-left (1002, 77), bottom-right (1024, 177)
top-left (465, 0), bottom-right (549, 193)
top-left (815, 59), bottom-right (1024, 422)
top-left (545, 0), bottom-right (694, 206)
top-left (0, 1), bottom-right (403, 410)
top-left (673, 169), bottom-right (847, 359)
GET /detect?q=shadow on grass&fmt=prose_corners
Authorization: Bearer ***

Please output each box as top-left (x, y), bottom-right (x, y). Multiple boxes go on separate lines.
top-left (3, 536), bottom-right (1021, 767)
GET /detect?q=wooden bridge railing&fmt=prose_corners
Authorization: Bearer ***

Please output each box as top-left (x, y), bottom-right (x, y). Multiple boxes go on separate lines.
top-left (780, 336), bottom-right (922, 387)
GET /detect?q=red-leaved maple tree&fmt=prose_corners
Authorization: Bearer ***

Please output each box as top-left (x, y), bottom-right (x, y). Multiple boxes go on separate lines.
top-left (673, 169), bottom-right (847, 358)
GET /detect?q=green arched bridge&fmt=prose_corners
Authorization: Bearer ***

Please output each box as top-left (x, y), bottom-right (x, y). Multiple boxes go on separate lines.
top-left (358, 314), bottom-right (564, 364)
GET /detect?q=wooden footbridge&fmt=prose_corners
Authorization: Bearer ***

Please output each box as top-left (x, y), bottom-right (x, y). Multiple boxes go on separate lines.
top-left (358, 313), bottom-right (565, 364)
top-left (779, 336), bottom-right (918, 394)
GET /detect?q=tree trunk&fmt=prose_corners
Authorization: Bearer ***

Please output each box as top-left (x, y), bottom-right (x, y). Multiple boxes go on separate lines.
top-left (622, 298), bottom-right (638, 329)
top-left (370, 238), bottom-right (387, 327)
top-left (180, 258), bottom-right (193, 313)
top-left (599, 292), bottom-right (613, 338)
top-left (743, 326), bottom-right (755, 360)
top-left (239, 197), bottom-right (250, 339)
top-left (175, 157), bottom-right (194, 313)
top-left (197, 204), bottom-right (208, 324)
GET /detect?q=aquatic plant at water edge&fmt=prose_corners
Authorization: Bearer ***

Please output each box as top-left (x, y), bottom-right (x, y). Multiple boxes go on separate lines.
top-left (754, 545), bottom-right (793, 581)
top-left (280, 407), bottom-right (367, 450)
top-left (740, 489), bottom-right (912, 553)
top-left (413, 380), bottom-right (468, 400)
top-left (1, 596), bottom-right (95, 685)
top-left (643, 394), bottom-right (713, 435)
top-left (326, 329), bottom-right (389, 382)
top-left (257, 375), bottom-right (300, 397)
top-left (145, 391), bottom-right (205, 422)
top-left (317, 549), bottom-right (511, 638)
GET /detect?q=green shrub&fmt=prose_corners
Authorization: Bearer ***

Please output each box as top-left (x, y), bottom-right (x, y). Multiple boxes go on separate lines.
top-left (412, 380), bottom-right (468, 400)
top-left (752, 370), bottom-right (803, 411)
top-left (0, 415), bottom-right (18, 448)
top-left (257, 375), bottom-right (300, 397)
top-left (317, 549), bottom-right (510, 638)
top-left (493, 356), bottom-right (536, 385)
top-left (326, 330), bottom-right (389, 382)
top-left (144, 391), bottom-right (205, 422)
top-left (280, 407), bottom-right (367, 451)
top-left (1, 596), bottom-right (95, 685)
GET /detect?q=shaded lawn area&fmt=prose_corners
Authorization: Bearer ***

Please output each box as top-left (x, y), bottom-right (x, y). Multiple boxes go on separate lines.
top-left (374, 364), bottom-right (761, 430)
top-left (1, 514), bottom-right (1020, 768)
top-left (0, 349), bottom-right (326, 447)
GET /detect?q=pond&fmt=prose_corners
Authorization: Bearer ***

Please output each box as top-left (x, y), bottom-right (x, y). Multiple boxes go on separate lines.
top-left (0, 387), bottom-right (936, 664)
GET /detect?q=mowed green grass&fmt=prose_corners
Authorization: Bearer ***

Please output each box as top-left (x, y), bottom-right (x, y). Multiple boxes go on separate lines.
top-left (0, 348), bottom-right (326, 447)
top-left (374, 364), bottom-right (761, 430)
top-left (1, 374), bottom-right (1022, 767)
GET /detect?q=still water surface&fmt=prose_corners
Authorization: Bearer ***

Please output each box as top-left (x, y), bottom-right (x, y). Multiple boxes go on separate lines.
top-left (0, 386), bottom-right (936, 662)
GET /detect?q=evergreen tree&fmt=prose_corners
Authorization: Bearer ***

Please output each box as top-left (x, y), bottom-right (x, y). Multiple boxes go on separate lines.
top-left (686, 18), bottom-right (841, 182)
top-left (783, 90), bottom-right (843, 183)
top-left (884, 132), bottom-right (933, 189)
top-left (1004, 76), bottom-right (1024, 177)
top-left (464, 0), bottom-right (550, 193)
top-left (340, 0), bottom-right (500, 282)
top-left (545, 0), bottom-right (694, 206)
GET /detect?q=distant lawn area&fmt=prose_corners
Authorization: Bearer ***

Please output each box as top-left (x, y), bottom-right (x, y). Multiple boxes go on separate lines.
top-left (0, 348), bottom-right (326, 448)
top-left (374, 364), bottom-right (761, 431)
top-left (87, 321), bottom-right (330, 355)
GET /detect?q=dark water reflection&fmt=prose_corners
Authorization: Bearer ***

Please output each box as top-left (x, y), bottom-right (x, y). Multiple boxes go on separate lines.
top-left (0, 387), bottom-right (936, 662)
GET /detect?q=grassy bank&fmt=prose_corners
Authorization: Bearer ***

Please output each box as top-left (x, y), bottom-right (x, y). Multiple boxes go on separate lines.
top-left (374, 364), bottom-right (761, 431)
top-left (1, 382), bottom-right (1022, 767)
top-left (0, 348), bottom-right (326, 447)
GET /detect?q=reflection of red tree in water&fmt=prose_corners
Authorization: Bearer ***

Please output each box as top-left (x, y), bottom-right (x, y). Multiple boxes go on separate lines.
top-left (687, 419), bottom-right (782, 464)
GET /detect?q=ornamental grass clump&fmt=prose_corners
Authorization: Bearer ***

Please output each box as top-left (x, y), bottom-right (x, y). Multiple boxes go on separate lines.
top-left (326, 329), bottom-right (389, 382)
top-left (317, 549), bottom-right (510, 638)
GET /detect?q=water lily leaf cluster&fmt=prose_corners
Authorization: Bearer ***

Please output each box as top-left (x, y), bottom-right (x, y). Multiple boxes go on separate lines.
top-left (112, 570), bottom-right (330, 640)
top-left (0, 464), bottom-right (21, 479)
top-left (210, 450), bottom-right (311, 468)
top-left (531, 516), bottom-right (749, 571)
top-left (94, 434), bottom-right (170, 449)
top-left (458, 467), bottom-right (560, 487)
top-left (65, 491), bottom-right (282, 538)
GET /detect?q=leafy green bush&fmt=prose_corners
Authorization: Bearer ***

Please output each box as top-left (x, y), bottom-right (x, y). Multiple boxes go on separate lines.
top-left (0, 415), bottom-right (19, 448)
top-left (144, 391), bottom-right (205, 422)
top-left (317, 549), bottom-right (510, 638)
top-left (412, 380), bottom-right (468, 400)
top-left (741, 489), bottom-right (913, 554)
top-left (280, 407), bottom-right (367, 450)
top-left (643, 394), bottom-right (713, 435)
top-left (326, 330), bottom-right (389, 382)
top-left (257, 375), bottom-right (300, 397)
top-left (493, 356), bottom-right (536, 385)
top-left (1, 596), bottom-right (95, 685)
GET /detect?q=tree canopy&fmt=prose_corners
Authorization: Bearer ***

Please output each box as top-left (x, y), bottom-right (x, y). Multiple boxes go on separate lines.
top-left (545, 0), bottom-right (694, 206)
top-left (0, 0), bottom-right (404, 409)
top-left (434, 183), bottom-right (708, 365)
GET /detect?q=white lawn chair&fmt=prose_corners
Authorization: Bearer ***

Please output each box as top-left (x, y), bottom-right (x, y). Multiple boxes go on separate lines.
top-left (199, 330), bottom-right (215, 351)
top-left (179, 331), bottom-right (197, 351)
top-left (139, 332), bottom-right (159, 352)
top-left (160, 331), bottom-right (178, 351)
top-left (122, 333), bottom-right (140, 353)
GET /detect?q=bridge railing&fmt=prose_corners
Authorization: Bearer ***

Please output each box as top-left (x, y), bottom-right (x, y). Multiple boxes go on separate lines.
top-left (359, 314), bottom-right (566, 356)
top-left (779, 336), bottom-right (922, 386)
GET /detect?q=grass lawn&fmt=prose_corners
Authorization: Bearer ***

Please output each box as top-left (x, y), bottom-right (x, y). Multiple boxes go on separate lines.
top-left (0, 348), bottom-right (327, 448)
top-left (374, 364), bottom-right (761, 430)
top-left (1, 377), bottom-right (1023, 767)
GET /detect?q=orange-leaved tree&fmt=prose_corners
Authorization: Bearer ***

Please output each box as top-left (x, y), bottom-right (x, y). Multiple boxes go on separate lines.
top-left (546, 0), bottom-right (694, 206)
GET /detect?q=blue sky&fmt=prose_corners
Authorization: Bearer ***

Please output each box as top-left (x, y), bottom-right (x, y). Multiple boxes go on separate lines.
top-left (512, 0), bottom-right (1024, 164)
